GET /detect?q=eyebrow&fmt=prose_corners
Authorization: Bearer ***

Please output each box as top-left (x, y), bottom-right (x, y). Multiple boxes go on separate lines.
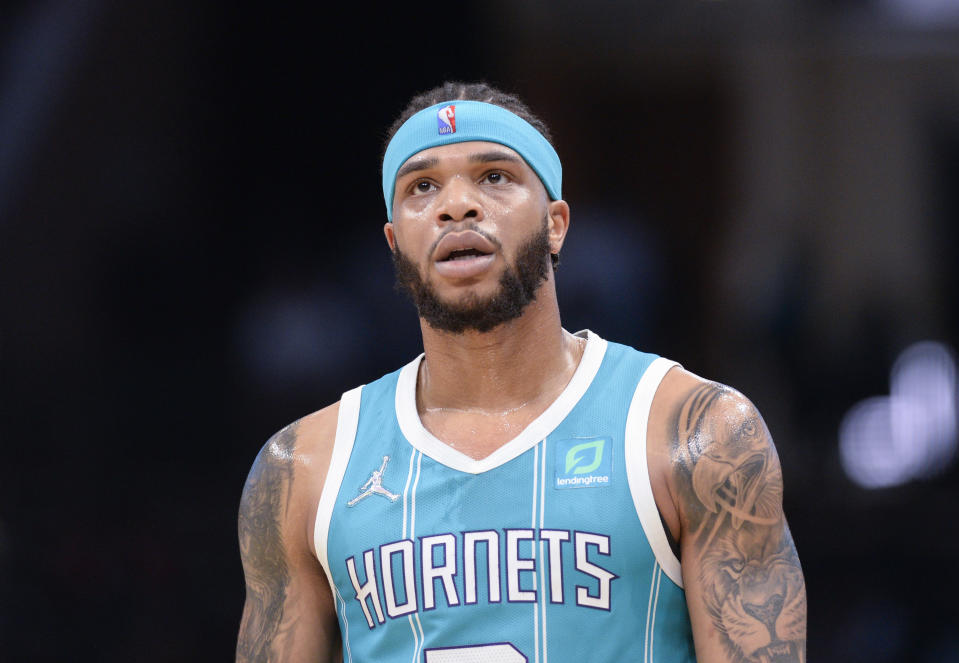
top-left (469, 150), bottom-right (522, 165)
top-left (396, 156), bottom-right (439, 180)
top-left (396, 150), bottom-right (523, 181)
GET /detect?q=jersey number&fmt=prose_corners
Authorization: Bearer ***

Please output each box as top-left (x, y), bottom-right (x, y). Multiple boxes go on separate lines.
top-left (424, 643), bottom-right (527, 662)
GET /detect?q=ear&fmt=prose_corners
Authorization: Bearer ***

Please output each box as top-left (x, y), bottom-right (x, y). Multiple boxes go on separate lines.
top-left (546, 199), bottom-right (571, 256)
top-left (383, 222), bottom-right (397, 252)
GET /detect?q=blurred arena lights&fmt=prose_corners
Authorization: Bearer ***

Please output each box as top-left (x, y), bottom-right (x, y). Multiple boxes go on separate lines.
top-left (880, 0), bottom-right (959, 25)
top-left (839, 341), bottom-right (958, 489)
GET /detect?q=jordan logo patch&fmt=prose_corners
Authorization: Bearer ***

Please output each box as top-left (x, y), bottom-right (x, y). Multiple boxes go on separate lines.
top-left (554, 437), bottom-right (612, 489)
top-left (348, 455), bottom-right (400, 506)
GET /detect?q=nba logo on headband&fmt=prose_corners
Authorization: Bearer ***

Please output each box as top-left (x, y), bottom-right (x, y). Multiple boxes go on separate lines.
top-left (437, 105), bottom-right (456, 135)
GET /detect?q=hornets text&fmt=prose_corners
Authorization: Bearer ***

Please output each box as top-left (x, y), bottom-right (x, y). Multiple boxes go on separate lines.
top-left (344, 528), bottom-right (617, 628)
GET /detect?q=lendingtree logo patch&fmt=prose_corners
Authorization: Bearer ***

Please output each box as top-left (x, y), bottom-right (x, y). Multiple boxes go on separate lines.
top-left (555, 437), bottom-right (612, 489)
top-left (565, 439), bottom-right (604, 474)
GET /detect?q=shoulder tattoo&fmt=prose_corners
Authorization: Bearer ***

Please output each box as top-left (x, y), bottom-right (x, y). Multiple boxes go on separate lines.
top-left (671, 383), bottom-right (807, 663)
top-left (237, 423), bottom-right (299, 662)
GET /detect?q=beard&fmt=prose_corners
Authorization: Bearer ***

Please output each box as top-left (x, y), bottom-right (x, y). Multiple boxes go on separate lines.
top-left (391, 220), bottom-right (552, 334)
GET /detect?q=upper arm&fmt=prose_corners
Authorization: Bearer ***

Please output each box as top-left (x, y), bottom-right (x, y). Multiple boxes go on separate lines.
top-left (237, 409), bottom-right (340, 663)
top-left (661, 374), bottom-right (807, 662)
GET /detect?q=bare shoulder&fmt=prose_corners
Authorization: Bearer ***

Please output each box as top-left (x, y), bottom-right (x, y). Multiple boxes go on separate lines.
top-left (240, 401), bottom-right (342, 560)
top-left (649, 367), bottom-right (784, 540)
top-left (241, 402), bottom-right (341, 504)
top-left (289, 400), bottom-right (342, 498)
top-left (650, 367), bottom-right (774, 478)
top-left (646, 368), bottom-right (733, 542)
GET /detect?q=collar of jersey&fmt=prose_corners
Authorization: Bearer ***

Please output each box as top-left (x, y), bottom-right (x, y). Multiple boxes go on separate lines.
top-left (394, 330), bottom-right (608, 474)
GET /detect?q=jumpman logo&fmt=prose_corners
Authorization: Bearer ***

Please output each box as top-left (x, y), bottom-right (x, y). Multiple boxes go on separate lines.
top-left (347, 455), bottom-right (400, 507)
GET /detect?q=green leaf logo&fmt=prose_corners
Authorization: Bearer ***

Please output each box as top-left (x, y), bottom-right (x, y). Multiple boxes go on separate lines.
top-left (565, 439), bottom-right (605, 474)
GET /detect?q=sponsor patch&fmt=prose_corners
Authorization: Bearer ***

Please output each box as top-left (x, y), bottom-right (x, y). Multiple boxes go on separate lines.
top-left (554, 437), bottom-right (612, 489)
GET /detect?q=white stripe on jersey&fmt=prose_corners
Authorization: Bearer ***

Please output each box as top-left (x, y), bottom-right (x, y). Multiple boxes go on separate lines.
top-left (539, 438), bottom-right (549, 663)
top-left (333, 584), bottom-right (353, 663)
top-left (531, 443), bottom-right (540, 663)
top-left (406, 615), bottom-right (418, 663)
top-left (652, 563), bottom-right (662, 662)
top-left (415, 612), bottom-right (425, 658)
top-left (404, 451), bottom-right (425, 661)
top-left (644, 561), bottom-right (663, 662)
top-left (411, 451), bottom-right (423, 540)
top-left (402, 450), bottom-right (416, 538)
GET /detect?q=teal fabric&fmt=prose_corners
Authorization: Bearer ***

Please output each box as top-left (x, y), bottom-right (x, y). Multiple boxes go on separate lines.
top-left (382, 100), bottom-right (562, 220)
top-left (326, 338), bottom-right (696, 662)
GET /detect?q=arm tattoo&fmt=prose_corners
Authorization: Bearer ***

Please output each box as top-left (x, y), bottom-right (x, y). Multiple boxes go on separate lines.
top-left (672, 384), bottom-right (807, 663)
top-left (237, 423), bottom-right (299, 662)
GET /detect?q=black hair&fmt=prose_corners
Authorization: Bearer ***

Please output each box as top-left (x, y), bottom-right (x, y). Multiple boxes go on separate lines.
top-left (385, 81), bottom-right (554, 148)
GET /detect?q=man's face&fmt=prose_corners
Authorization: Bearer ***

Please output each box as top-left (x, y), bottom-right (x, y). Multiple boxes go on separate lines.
top-left (384, 141), bottom-right (565, 333)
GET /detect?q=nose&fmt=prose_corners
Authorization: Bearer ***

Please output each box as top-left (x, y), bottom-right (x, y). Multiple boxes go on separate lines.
top-left (436, 177), bottom-right (482, 224)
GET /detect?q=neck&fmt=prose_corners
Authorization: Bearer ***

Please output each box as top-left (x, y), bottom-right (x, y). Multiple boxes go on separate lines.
top-left (416, 285), bottom-right (585, 413)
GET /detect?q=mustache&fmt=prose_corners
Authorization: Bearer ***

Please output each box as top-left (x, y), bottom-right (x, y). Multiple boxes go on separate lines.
top-left (427, 223), bottom-right (503, 258)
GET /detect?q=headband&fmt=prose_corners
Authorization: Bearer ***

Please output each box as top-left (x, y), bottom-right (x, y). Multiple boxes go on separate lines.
top-left (382, 100), bottom-right (562, 220)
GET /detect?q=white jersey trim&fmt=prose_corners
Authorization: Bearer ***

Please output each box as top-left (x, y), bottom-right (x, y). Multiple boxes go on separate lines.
top-left (314, 385), bottom-right (363, 590)
top-left (625, 357), bottom-right (684, 588)
top-left (394, 330), bottom-right (608, 474)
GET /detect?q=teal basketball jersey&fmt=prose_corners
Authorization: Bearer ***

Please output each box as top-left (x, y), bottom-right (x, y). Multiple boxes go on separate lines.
top-left (314, 331), bottom-right (696, 662)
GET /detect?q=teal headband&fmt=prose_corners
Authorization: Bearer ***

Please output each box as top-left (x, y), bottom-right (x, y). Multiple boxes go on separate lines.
top-left (382, 100), bottom-right (562, 220)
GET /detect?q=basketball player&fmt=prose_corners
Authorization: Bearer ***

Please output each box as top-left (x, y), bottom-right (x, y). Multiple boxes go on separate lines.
top-left (237, 82), bottom-right (807, 662)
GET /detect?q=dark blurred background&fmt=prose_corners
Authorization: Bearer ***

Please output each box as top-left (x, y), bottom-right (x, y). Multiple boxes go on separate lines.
top-left (2, 0), bottom-right (958, 660)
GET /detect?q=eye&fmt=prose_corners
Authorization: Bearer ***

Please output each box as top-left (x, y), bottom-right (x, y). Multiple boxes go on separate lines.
top-left (481, 171), bottom-right (509, 185)
top-left (410, 180), bottom-right (436, 195)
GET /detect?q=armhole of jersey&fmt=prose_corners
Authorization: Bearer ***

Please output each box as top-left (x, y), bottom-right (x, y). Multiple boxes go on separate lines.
top-left (313, 385), bottom-right (363, 590)
top-left (624, 357), bottom-right (684, 588)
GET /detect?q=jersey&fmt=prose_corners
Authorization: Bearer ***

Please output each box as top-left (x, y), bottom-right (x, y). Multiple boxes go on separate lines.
top-left (314, 331), bottom-right (695, 663)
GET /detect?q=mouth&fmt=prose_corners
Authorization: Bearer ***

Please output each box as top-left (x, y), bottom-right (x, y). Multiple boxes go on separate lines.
top-left (440, 248), bottom-right (493, 262)
top-left (433, 230), bottom-right (499, 263)
top-left (432, 232), bottom-right (498, 279)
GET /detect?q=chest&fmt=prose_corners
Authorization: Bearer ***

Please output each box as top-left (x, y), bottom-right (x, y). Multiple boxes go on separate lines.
top-left (416, 407), bottom-right (544, 460)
